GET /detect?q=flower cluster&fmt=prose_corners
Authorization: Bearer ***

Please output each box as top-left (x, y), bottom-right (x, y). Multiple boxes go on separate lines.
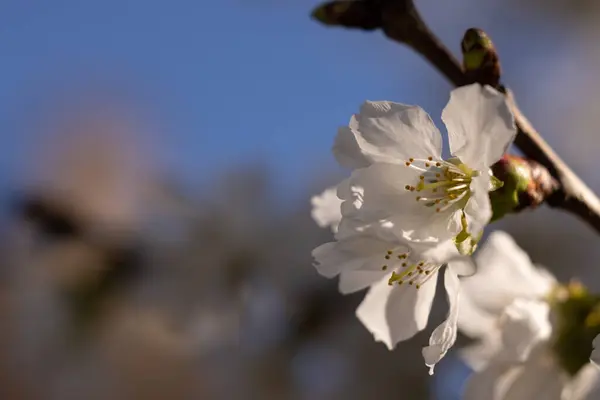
top-left (310, 84), bottom-right (600, 389)
top-left (311, 83), bottom-right (517, 373)
top-left (459, 232), bottom-right (600, 399)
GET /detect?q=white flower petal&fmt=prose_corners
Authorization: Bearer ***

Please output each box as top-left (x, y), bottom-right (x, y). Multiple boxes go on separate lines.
top-left (336, 178), bottom-right (369, 222)
top-left (422, 267), bottom-right (460, 374)
top-left (442, 84), bottom-right (516, 168)
top-left (356, 273), bottom-right (437, 349)
top-left (460, 231), bottom-right (555, 317)
top-left (447, 257), bottom-right (477, 277)
top-left (466, 346), bottom-right (565, 400)
top-left (342, 163), bottom-right (461, 241)
top-left (338, 270), bottom-right (387, 294)
top-left (457, 295), bottom-right (498, 339)
top-left (332, 125), bottom-right (371, 169)
top-left (497, 299), bottom-right (552, 364)
top-left (562, 363), bottom-right (600, 400)
top-left (417, 238), bottom-right (455, 260)
top-left (311, 186), bottom-right (342, 233)
top-left (500, 347), bottom-right (565, 400)
top-left (463, 299), bottom-right (551, 370)
top-left (312, 242), bottom-right (364, 278)
top-left (339, 162), bottom-right (419, 219)
top-left (459, 298), bottom-right (551, 373)
top-left (464, 174), bottom-right (492, 238)
top-left (334, 217), bottom-right (400, 244)
top-left (592, 334), bottom-right (600, 368)
top-left (333, 101), bottom-right (443, 169)
top-left (464, 364), bottom-right (517, 400)
top-left (312, 234), bottom-right (402, 278)
top-left (460, 337), bottom-right (503, 372)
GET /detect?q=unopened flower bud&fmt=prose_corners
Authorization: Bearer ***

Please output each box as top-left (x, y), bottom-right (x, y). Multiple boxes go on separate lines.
top-left (490, 155), bottom-right (558, 221)
top-left (461, 28), bottom-right (502, 88)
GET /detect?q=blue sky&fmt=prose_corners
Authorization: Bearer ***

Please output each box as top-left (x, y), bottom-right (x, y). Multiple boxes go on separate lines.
top-left (0, 1), bottom-right (581, 204)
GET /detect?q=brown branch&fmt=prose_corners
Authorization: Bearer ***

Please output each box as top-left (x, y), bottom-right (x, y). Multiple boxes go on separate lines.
top-left (312, 0), bottom-right (600, 234)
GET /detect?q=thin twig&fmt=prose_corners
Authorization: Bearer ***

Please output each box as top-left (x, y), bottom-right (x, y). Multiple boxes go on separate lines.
top-left (312, 0), bottom-right (600, 234)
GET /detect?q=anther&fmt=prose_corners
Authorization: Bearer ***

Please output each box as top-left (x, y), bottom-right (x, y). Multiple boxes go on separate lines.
top-left (436, 208), bottom-right (441, 212)
top-left (436, 162), bottom-right (441, 167)
top-left (409, 158), bottom-right (414, 162)
top-left (385, 255), bottom-right (390, 260)
top-left (428, 156), bottom-right (433, 161)
top-left (387, 250), bottom-right (393, 255)
top-left (401, 262), bottom-right (407, 267)
top-left (425, 162), bottom-right (431, 167)
top-left (382, 265), bottom-right (388, 271)
top-left (405, 185), bottom-right (411, 190)
top-left (405, 162), bottom-right (410, 166)
top-left (415, 196), bottom-right (421, 201)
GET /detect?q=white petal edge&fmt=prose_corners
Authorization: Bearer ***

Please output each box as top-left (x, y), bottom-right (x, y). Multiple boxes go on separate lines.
top-left (333, 101), bottom-right (443, 169)
top-left (356, 272), bottom-right (437, 349)
top-left (459, 230), bottom-right (555, 316)
top-left (464, 364), bottom-right (518, 400)
top-left (562, 363), bottom-right (600, 400)
top-left (497, 299), bottom-right (552, 364)
top-left (499, 346), bottom-right (565, 400)
top-left (442, 83), bottom-right (516, 169)
top-left (342, 162), bottom-right (461, 242)
top-left (338, 270), bottom-right (387, 294)
top-left (422, 267), bottom-right (460, 375)
top-left (592, 334), bottom-right (600, 368)
top-left (464, 173), bottom-right (492, 238)
top-left (447, 256), bottom-right (477, 277)
top-left (310, 186), bottom-right (343, 233)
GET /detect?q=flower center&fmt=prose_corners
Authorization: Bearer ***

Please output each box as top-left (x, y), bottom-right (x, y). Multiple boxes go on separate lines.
top-left (404, 157), bottom-right (477, 214)
top-left (380, 248), bottom-right (441, 290)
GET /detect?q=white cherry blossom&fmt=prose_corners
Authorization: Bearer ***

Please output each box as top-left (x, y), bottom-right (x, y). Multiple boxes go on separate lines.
top-left (458, 230), bottom-right (555, 341)
top-left (458, 231), bottom-right (556, 397)
top-left (333, 84), bottom-right (516, 247)
top-left (458, 231), bottom-right (600, 400)
top-left (312, 220), bottom-right (473, 374)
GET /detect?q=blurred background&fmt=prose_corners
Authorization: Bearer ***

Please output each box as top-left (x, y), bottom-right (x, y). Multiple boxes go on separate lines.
top-left (1, 0), bottom-right (600, 399)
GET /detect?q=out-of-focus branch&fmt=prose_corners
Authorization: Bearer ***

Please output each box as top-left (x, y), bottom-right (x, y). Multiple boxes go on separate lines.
top-left (312, 0), bottom-right (600, 234)
top-left (16, 195), bottom-right (143, 335)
